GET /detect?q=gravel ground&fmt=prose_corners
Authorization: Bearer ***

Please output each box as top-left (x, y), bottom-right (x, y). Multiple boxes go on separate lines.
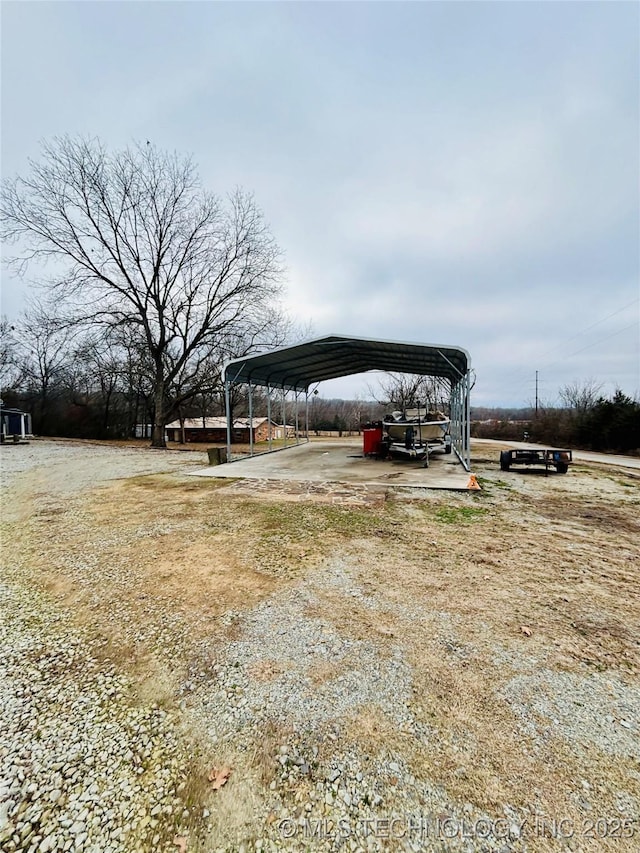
top-left (0, 439), bottom-right (204, 490)
top-left (1, 442), bottom-right (204, 853)
top-left (186, 562), bottom-right (536, 853)
top-left (1, 439), bottom-right (639, 853)
top-left (0, 583), bottom-right (192, 853)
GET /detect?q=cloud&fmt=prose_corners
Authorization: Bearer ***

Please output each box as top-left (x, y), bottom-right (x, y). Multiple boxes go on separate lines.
top-left (1, 1), bottom-right (637, 406)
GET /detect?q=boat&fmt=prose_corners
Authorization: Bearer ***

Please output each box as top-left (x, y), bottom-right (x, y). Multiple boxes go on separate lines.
top-left (382, 407), bottom-right (451, 461)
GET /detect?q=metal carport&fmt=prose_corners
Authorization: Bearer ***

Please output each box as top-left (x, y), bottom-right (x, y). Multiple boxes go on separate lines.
top-left (223, 334), bottom-right (472, 470)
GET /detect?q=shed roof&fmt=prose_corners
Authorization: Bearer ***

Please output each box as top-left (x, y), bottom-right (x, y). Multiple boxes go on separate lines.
top-left (224, 334), bottom-right (470, 392)
top-left (165, 417), bottom-right (269, 430)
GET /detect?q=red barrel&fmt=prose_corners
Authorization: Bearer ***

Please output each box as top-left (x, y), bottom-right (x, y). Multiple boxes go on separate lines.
top-left (363, 426), bottom-right (383, 456)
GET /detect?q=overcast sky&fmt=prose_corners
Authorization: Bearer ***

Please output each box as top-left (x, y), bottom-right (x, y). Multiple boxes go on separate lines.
top-left (1, 1), bottom-right (638, 406)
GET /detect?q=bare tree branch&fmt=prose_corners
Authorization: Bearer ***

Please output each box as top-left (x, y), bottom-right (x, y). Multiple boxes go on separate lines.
top-left (368, 372), bottom-right (449, 414)
top-left (1, 137), bottom-right (286, 445)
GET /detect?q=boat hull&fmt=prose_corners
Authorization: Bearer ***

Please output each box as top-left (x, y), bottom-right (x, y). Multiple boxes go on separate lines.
top-left (384, 419), bottom-right (450, 443)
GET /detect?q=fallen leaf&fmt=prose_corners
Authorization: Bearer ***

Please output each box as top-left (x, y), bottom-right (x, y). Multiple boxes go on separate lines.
top-left (208, 766), bottom-right (232, 790)
top-left (520, 626), bottom-right (532, 637)
top-left (173, 836), bottom-right (187, 853)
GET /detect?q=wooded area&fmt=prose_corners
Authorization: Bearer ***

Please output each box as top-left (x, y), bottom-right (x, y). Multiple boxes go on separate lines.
top-left (472, 390), bottom-right (639, 454)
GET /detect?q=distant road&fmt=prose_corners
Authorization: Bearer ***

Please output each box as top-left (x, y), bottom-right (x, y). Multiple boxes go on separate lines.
top-left (472, 438), bottom-right (640, 471)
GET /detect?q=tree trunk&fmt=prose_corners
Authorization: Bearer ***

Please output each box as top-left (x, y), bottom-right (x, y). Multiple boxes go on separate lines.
top-left (151, 422), bottom-right (166, 447)
top-left (103, 384), bottom-right (113, 436)
top-left (151, 380), bottom-right (166, 448)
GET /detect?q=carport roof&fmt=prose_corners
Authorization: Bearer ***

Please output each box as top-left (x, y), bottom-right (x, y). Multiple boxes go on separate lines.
top-left (224, 334), bottom-right (470, 392)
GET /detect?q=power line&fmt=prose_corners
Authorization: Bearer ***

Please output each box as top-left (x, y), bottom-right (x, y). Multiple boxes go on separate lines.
top-left (535, 298), bottom-right (639, 361)
top-left (540, 321), bottom-right (639, 373)
top-left (493, 297), bottom-right (640, 390)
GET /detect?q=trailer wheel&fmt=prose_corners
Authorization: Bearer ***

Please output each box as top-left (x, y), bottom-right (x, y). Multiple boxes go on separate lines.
top-left (499, 450), bottom-right (511, 471)
top-left (555, 462), bottom-right (568, 474)
top-left (444, 442), bottom-right (452, 454)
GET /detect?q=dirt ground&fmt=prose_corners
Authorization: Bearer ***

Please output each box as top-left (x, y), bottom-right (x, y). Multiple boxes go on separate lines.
top-left (1, 438), bottom-right (639, 852)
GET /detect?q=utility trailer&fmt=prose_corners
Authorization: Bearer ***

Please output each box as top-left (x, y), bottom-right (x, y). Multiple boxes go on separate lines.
top-left (499, 447), bottom-right (572, 475)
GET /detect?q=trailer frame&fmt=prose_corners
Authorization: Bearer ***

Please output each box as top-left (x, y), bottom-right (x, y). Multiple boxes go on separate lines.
top-left (499, 447), bottom-right (573, 475)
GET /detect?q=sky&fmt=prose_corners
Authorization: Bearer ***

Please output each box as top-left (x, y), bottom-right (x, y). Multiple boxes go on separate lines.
top-left (1, 0), bottom-right (639, 407)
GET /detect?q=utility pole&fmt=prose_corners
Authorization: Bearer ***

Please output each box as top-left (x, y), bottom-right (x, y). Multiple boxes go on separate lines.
top-left (535, 370), bottom-right (539, 417)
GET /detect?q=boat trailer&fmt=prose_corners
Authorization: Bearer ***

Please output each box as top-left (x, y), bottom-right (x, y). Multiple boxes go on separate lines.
top-left (362, 418), bottom-right (452, 467)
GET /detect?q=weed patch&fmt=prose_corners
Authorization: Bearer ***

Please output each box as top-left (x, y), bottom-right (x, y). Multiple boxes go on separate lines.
top-left (253, 502), bottom-right (385, 541)
top-left (434, 505), bottom-right (488, 524)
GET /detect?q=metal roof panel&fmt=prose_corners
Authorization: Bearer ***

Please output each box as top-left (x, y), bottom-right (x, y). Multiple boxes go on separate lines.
top-left (224, 335), bottom-right (470, 391)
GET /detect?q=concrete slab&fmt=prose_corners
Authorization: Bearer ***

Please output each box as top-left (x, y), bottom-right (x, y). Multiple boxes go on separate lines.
top-left (188, 438), bottom-right (475, 490)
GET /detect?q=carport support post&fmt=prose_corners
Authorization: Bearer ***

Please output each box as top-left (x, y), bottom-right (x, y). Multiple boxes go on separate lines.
top-left (267, 384), bottom-right (272, 451)
top-left (281, 388), bottom-right (287, 449)
top-left (248, 380), bottom-right (254, 457)
top-left (305, 390), bottom-right (309, 440)
top-left (225, 378), bottom-right (232, 462)
top-left (454, 381), bottom-right (461, 458)
top-left (450, 377), bottom-right (468, 470)
top-left (295, 391), bottom-right (300, 445)
top-left (465, 370), bottom-right (471, 470)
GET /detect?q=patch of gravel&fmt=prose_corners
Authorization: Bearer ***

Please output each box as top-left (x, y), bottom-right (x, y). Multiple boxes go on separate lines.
top-left (0, 582), bottom-right (194, 853)
top-left (499, 670), bottom-right (640, 760)
top-left (0, 440), bottom-right (203, 492)
top-left (183, 562), bottom-right (537, 852)
top-left (257, 745), bottom-right (534, 853)
top-left (192, 590), bottom-right (419, 737)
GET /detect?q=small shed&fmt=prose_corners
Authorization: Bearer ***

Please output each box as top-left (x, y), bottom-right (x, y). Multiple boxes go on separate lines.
top-left (0, 406), bottom-right (33, 442)
top-left (165, 417), bottom-right (275, 444)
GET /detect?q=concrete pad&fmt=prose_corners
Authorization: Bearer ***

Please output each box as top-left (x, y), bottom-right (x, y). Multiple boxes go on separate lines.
top-left (188, 438), bottom-right (475, 490)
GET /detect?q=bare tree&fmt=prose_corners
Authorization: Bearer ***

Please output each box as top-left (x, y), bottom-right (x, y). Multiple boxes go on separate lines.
top-left (67, 323), bottom-right (156, 437)
top-left (0, 317), bottom-right (20, 394)
top-left (370, 372), bottom-right (447, 413)
top-left (14, 299), bottom-right (77, 433)
top-left (110, 324), bottom-right (155, 436)
top-left (1, 136), bottom-right (285, 446)
top-left (308, 392), bottom-right (332, 435)
top-left (72, 332), bottom-right (129, 436)
top-left (559, 379), bottom-right (603, 414)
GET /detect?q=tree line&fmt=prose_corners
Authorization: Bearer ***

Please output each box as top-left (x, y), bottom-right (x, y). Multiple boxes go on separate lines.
top-left (472, 382), bottom-right (639, 454)
top-left (0, 305), bottom-right (449, 442)
top-left (0, 304), bottom-right (387, 440)
top-left (0, 318), bottom-right (388, 441)
top-left (5, 303), bottom-right (635, 452)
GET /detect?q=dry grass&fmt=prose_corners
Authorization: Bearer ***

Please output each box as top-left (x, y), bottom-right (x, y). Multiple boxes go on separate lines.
top-left (2, 441), bottom-right (639, 850)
